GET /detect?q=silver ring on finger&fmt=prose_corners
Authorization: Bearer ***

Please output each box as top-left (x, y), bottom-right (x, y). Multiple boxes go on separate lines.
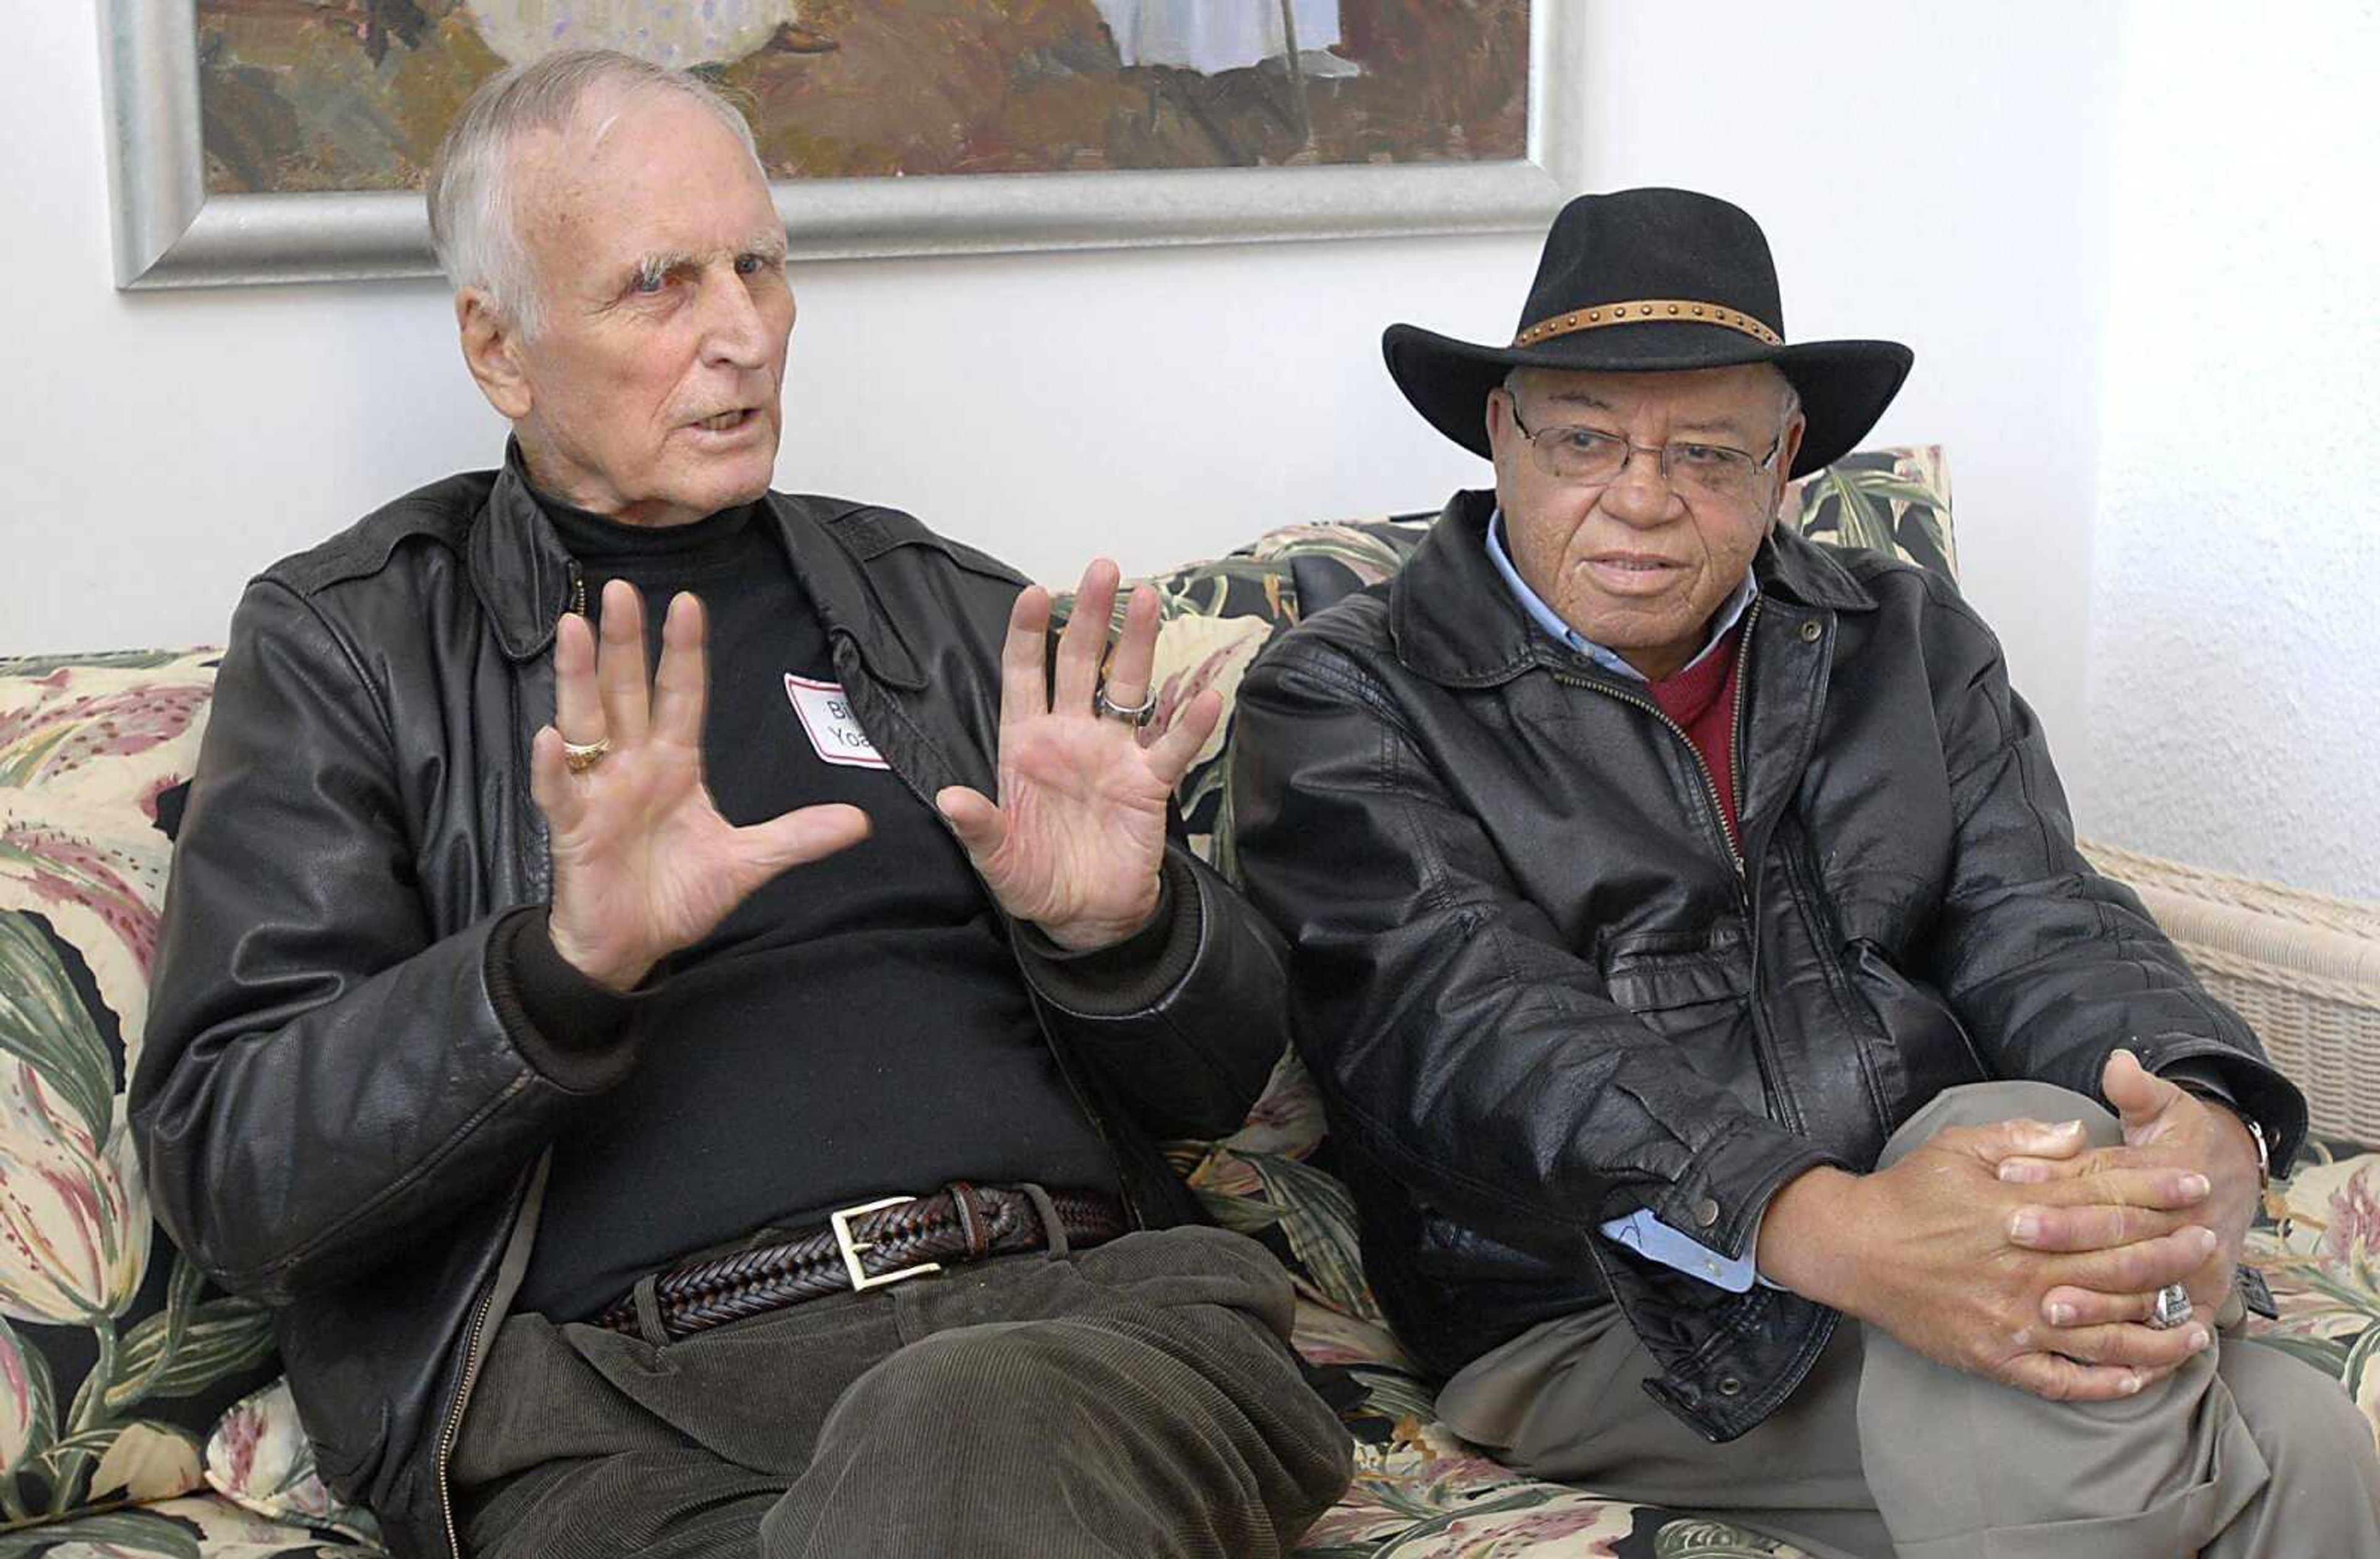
top-left (562, 735), bottom-right (612, 774)
top-left (2147, 1281), bottom-right (2192, 1329)
top-left (1094, 685), bottom-right (1158, 728)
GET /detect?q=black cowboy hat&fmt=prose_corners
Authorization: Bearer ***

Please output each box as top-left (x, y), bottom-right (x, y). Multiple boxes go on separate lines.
top-left (1384, 187), bottom-right (1913, 478)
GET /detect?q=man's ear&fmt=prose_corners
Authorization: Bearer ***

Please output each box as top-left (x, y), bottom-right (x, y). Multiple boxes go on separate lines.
top-left (1768, 410), bottom-right (1809, 523)
top-left (457, 288), bottom-right (532, 422)
top-left (1483, 382), bottom-right (1522, 466)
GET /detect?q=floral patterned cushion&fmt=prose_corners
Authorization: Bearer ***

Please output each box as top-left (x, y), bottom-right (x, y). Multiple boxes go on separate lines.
top-left (0, 1495), bottom-right (371, 1557)
top-left (0, 653), bottom-right (283, 1537)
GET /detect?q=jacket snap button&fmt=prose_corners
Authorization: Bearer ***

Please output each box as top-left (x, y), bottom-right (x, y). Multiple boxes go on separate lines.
top-left (1693, 1197), bottom-right (1721, 1228)
top-left (1799, 619), bottom-right (1823, 643)
top-left (1717, 1375), bottom-right (1745, 1397)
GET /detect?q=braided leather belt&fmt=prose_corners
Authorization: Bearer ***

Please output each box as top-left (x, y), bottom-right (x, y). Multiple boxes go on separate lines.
top-left (594, 1182), bottom-right (1129, 1341)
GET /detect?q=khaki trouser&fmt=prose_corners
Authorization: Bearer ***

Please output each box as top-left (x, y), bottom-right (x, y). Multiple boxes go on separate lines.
top-left (1437, 1082), bottom-right (2380, 1559)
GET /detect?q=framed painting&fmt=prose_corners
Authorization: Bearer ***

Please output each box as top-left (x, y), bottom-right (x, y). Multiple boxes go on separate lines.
top-left (99, 0), bottom-right (1583, 290)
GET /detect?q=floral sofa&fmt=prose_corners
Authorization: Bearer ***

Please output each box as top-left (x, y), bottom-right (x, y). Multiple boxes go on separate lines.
top-left (5, 449), bottom-right (2379, 1558)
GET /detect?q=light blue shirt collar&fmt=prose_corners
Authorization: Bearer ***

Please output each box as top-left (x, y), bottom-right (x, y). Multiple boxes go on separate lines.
top-left (1485, 511), bottom-right (1757, 683)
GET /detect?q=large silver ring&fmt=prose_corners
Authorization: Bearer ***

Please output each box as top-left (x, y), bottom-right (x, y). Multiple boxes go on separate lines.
top-left (1094, 686), bottom-right (1157, 729)
top-left (562, 735), bottom-right (611, 774)
top-left (2148, 1281), bottom-right (2193, 1330)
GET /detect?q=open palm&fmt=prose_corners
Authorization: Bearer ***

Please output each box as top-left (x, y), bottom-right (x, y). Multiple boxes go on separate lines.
top-left (532, 582), bottom-right (870, 991)
top-left (937, 562), bottom-right (1220, 952)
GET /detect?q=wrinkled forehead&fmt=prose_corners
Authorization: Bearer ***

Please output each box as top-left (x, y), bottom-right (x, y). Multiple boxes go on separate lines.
top-left (510, 89), bottom-right (775, 262)
top-left (1513, 363), bottom-right (1794, 431)
top-left (516, 88), bottom-right (764, 211)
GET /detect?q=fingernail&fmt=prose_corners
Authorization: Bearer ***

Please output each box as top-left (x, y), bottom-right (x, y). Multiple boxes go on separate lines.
top-left (2197, 1227), bottom-right (2219, 1255)
top-left (2009, 1212), bottom-right (2042, 1243)
top-left (2049, 1119), bottom-right (2083, 1138)
top-left (2181, 1173), bottom-right (2210, 1199)
top-left (2187, 1328), bottom-right (2210, 1352)
top-left (2123, 1372), bottom-right (2144, 1395)
top-left (2048, 1302), bottom-right (2075, 1325)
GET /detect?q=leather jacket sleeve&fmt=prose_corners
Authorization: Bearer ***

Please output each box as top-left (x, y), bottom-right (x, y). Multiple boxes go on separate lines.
top-left (135, 581), bottom-right (634, 1306)
top-left (1020, 841), bottom-right (1296, 1142)
top-left (1232, 639), bottom-right (1837, 1263)
top-left (1921, 594), bottom-right (2309, 1164)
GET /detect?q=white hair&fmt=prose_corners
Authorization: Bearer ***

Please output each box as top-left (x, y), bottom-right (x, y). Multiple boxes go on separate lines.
top-left (425, 50), bottom-right (767, 340)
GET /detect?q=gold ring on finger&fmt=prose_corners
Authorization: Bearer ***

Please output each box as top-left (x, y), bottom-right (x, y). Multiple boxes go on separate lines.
top-left (562, 735), bottom-right (612, 774)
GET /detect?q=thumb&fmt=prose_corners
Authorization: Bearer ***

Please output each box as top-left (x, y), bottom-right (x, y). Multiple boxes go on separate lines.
top-left (935, 785), bottom-right (1008, 862)
top-left (1967, 1116), bottom-right (2087, 1167)
top-left (741, 803), bottom-right (871, 874)
top-left (2102, 1047), bottom-right (2182, 1139)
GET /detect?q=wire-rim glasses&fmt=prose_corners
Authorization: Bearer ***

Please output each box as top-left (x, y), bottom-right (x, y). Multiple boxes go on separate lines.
top-left (1505, 395), bottom-right (1782, 504)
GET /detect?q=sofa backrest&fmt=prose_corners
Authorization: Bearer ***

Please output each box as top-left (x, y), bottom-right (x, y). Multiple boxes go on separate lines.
top-left (0, 650), bottom-right (281, 1526)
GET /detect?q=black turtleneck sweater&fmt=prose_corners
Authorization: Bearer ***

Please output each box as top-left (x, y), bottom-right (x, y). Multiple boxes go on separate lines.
top-left (496, 472), bottom-right (1150, 1322)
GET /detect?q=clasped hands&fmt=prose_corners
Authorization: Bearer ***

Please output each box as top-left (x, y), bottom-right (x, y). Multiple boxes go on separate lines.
top-left (530, 561), bottom-right (1220, 992)
top-left (1762, 1049), bottom-right (2264, 1403)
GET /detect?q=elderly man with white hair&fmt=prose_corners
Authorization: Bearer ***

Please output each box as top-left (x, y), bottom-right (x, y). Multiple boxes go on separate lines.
top-left (134, 50), bottom-right (1349, 1559)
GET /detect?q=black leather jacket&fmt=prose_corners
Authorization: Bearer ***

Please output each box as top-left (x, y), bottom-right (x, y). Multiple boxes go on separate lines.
top-left (134, 465), bottom-right (1294, 1559)
top-left (1231, 490), bottom-right (2306, 1441)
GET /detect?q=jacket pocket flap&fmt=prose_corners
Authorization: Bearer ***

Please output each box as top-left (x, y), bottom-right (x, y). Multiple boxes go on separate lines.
top-left (1602, 927), bottom-right (1752, 1013)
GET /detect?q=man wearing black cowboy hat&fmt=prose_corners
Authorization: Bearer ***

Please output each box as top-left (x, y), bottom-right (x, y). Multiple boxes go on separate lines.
top-left (1232, 187), bottom-right (2379, 1557)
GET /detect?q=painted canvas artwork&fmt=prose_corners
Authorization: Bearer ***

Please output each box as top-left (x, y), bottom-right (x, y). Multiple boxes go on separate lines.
top-left (195, 0), bottom-right (1531, 197)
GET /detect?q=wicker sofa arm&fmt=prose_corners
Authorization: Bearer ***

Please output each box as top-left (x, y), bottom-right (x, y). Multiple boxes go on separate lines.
top-left (2080, 839), bottom-right (2380, 1149)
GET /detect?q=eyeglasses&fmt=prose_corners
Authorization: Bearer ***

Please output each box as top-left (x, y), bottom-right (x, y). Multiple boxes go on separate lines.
top-left (1504, 395), bottom-right (1782, 504)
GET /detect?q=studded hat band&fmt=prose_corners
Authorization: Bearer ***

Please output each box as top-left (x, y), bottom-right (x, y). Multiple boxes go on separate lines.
top-left (1514, 298), bottom-right (1784, 350)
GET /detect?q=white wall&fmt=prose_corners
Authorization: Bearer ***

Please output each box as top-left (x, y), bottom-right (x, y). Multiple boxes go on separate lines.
top-left (2078, 1), bottom-right (2380, 899)
top-left (5, 4), bottom-right (2127, 763)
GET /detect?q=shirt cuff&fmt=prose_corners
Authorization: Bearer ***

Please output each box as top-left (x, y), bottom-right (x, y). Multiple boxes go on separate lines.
top-left (1013, 855), bottom-right (1201, 1017)
top-left (1600, 1208), bottom-right (1781, 1292)
top-left (485, 906), bottom-right (643, 1093)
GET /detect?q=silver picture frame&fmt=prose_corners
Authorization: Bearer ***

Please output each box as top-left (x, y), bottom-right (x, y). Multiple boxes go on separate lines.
top-left (99, 1), bottom-right (1585, 291)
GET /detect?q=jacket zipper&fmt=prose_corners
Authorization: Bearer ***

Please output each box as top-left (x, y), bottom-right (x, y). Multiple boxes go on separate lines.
top-left (1729, 598), bottom-right (1760, 826)
top-left (437, 553), bottom-right (583, 1556)
top-left (1555, 601), bottom-right (1799, 1178)
top-left (434, 1284), bottom-right (500, 1559)
top-left (1551, 596), bottom-right (1760, 888)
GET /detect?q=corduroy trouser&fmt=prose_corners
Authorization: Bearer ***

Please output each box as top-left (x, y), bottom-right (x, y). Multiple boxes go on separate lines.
top-left (451, 1222), bottom-right (1353, 1558)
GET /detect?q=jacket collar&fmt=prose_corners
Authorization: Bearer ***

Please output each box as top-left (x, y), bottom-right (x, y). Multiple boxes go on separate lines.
top-left (464, 446), bottom-right (923, 688)
top-left (759, 495), bottom-right (927, 689)
top-left (467, 457), bottom-right (578, 662)
top-left (1390, 488), bottom-right (1876, 687)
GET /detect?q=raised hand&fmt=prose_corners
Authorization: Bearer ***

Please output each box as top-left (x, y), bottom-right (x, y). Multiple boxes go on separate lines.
top-left (1996, 1049), bottom-right (2265, 1334)
top-left (935, 560), bottom-right (1221, 952)
top-left (1760, 1117), bottom-right (2217, 1402)
top-left (532, 580), bottom-right (871, 991)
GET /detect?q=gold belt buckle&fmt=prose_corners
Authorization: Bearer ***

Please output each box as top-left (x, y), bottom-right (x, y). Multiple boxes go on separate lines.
top-left (829, 1196), bottom-right (944, 1292)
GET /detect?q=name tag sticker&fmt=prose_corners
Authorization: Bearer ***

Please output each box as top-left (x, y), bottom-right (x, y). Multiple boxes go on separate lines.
top-left (783, 675), bottom-right (888, 769)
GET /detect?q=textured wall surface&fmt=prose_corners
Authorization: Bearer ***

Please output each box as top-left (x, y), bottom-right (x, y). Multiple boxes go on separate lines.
top-left (2079, 0), bottom-right (2380, 899)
